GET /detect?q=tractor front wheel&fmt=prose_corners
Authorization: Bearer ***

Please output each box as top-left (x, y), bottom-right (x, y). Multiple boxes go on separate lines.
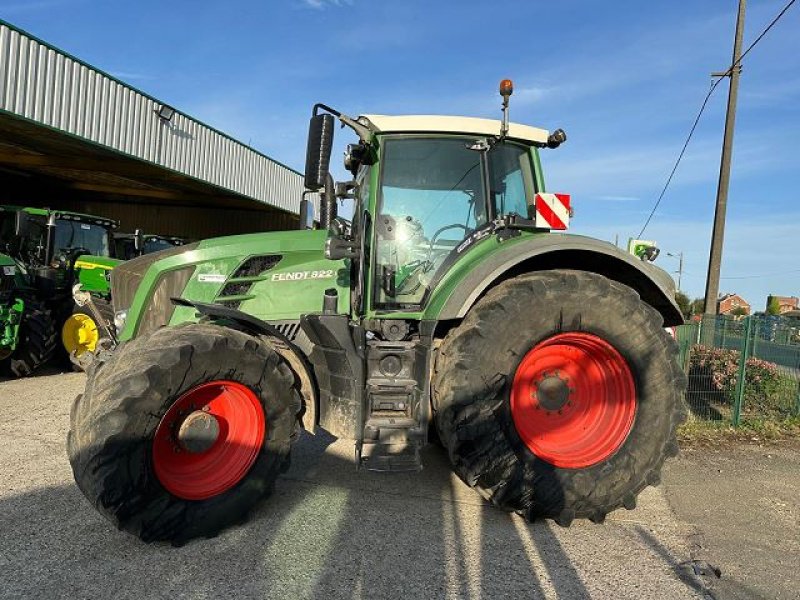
top-left (67, 323), bottom-right (302, 544)
top-left (433, 270), bottom-right (686, 526)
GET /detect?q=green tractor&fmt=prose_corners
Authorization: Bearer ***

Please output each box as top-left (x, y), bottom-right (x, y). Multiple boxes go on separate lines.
top-left (113, 230), bottom-right (188, 261)
top-left (0, 206), bottom-right (120, 365)
top-left (0, 252), bottom-right (57, 377)
top-left (68, 81), bottom-right (686, 545)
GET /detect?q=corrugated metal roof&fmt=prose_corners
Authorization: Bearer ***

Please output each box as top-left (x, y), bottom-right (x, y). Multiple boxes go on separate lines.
top-left (0, 19), bottom-right (309, 215)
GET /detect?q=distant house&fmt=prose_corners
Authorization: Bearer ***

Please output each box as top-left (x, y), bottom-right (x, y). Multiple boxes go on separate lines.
top-left (718, 293), bottom-right (751, 315)
top-left (766, 295), bottom-right (799, 314)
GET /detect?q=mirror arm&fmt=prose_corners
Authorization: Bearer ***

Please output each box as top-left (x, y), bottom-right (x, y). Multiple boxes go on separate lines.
top-left (312, 103), bottom-right (372, 142)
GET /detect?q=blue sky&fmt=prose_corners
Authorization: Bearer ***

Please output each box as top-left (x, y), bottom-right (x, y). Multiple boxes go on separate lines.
top-left (3, 0), bottom-right (799, 309)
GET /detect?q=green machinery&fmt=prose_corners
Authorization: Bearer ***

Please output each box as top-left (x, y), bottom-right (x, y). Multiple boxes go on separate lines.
top-left (0, 206), bottom-right (120, 364)
top-left (113, 231), bottom-right (187, 261)
top-left (68, 81), bottom-right (686, 545)
top-left (0, 252), bottom-right (56, 376)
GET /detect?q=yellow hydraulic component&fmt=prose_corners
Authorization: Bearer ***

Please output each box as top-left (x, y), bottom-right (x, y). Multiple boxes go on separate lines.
top-left (62, 312), bottom-right (99, 357)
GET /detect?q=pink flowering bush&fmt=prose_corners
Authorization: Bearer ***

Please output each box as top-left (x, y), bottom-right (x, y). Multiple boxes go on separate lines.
top-left (689, 345), bottom-right (796, 416)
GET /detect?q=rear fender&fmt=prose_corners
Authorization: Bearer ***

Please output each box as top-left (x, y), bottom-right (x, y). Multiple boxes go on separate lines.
top-left (433, 235), bottom-right (683, 327)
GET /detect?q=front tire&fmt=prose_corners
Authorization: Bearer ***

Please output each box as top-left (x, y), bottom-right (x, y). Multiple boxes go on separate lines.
top-left (67, 323), bottom-right (302, 544)
top-left (432, 270), bottom-right (686, 526)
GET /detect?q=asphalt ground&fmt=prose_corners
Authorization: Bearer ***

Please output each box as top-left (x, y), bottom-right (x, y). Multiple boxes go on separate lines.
top-left (0, 371), bottom-right (709, 599)
top-left (663, 442), bottom-right (800, 600)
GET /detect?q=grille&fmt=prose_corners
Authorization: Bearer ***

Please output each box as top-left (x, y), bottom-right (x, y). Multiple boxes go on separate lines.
top-left (234, 255), bottom-right (282, 278)
top-left (271, 321), bottom-right (301, 341)
top-left (111, 242), bottom-right (199, 313)
top-left (217, 254), bottom-right (282, 308)
top-left (136, 267), bottom-right (196, 336)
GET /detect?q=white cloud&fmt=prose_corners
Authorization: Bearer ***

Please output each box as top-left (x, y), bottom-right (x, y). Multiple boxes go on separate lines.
top-left (300, 0), bottom-right (353, 9)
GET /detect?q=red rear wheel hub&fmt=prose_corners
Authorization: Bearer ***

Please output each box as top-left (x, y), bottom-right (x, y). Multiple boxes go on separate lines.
top-left (510, 332), bottom-right (636, 469)
top-left (152, 381), bottom-right (266, 500)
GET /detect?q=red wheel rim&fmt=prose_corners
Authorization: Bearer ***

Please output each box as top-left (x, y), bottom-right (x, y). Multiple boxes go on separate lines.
top-left (152, 381), bottom-right (266, 500)
top-left (510, 333), bottom-right (636, 469)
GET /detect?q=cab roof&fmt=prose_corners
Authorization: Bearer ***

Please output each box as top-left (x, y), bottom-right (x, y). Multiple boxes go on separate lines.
top-left (0, 205), bottom-right (117, 227)
top-left (359, 115), bottom-right (550, 145)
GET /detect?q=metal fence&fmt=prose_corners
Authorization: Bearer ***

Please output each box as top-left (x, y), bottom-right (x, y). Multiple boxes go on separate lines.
top-left (675, 315), bottom-right (800, 425)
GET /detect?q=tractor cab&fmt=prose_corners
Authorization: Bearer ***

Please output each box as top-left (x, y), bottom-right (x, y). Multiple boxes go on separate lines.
top-left (303, 87), bottom-right (568, 318)
top-left (0, 206), bottom-right (119, 297)
top-left (113, 231), bottom-right (187, 260)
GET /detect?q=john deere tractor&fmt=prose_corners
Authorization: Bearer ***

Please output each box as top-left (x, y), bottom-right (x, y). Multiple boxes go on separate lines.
top-left (68, 81), bottom-right (686, 545)
top-left (0, 252), bottom-right (56, 377)
top-left (0, 206), bottom-right (120, 365)
top-left (113, 231), bottom-right (187, 260)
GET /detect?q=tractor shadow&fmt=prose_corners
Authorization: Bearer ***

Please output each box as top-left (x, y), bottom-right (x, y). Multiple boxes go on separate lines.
top-left (0, 430), bottom-right (595, 599)
top-left (0, 426), bottom-right (703, 600)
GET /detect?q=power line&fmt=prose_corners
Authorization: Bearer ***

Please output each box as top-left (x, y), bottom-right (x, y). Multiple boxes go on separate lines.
top-left (637, 0), bottom-right (797, 238)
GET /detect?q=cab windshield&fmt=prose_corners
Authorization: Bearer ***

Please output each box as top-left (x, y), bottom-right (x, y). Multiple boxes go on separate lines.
top-left (144, 238), bottom-right (178, 254)
top-left (374, 136), bottom-right (535, 307)
top-left (53, 220), bottom-right (111, 257)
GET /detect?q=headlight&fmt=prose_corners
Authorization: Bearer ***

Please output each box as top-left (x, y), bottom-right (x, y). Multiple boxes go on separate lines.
top-left (114, 310), bottom-right (128, 333)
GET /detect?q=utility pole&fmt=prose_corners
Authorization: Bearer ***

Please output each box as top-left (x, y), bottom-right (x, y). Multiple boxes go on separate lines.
top-left (704, 0), bottom-right (746, 315)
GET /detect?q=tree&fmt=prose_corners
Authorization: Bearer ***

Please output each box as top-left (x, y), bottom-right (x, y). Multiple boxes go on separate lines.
top-left (675, 291), bottom-right (691, 320)
top-left (730, 306), bottom-right (748, 317)
top-left (690, 297), bottom-right (705, 316)
top-left (767, 296), bottom-right (781, 316)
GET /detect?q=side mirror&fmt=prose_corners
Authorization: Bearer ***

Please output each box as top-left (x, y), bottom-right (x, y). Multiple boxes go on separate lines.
top-left (298, 195), bottom-right (314, 230)
top-left (134, 229), bottom-right (144, 253)
top-left (304, 113), bottom-right (335, 191)
top-left (14, 211), bottom-right (31, 237)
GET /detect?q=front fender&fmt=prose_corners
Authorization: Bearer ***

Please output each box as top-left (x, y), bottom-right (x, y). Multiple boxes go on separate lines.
top-left (172, 299), bottom-right (319, 433)
top-left (427, 233), bottom-right (683, 327)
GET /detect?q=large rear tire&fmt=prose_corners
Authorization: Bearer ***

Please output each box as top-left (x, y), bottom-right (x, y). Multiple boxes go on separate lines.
top-left (432, 270), bottom-right (686, 526)
top-left (3, 300), bottom-right (57, 377)
top-left (67, 323), bottom-right (302, 544)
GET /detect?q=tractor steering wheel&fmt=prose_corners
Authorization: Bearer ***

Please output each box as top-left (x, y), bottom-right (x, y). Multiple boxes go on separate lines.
top-left (428, 223), bottom-right (473, 259)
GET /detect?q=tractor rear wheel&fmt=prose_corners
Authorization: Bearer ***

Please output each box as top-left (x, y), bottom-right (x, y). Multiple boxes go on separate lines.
top-left (67, 323), bottom-right (302, 544)
top-left (432, 270), bottom-right (686, 526)
top-left (3, 300), bottom-right (57, 377)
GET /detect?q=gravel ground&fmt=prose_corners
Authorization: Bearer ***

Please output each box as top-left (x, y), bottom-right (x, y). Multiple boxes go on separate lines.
top-left (0, 371), bottom-right (707, 599)
top-left (663, 442), bottom-right (800, 600)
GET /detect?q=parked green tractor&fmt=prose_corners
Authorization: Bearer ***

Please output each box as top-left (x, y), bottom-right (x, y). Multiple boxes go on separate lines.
top-left (0, 252), bottom-right (56, 376)
top-left (0, 206), bottom-right (120, 365)
top-left (113, 231), bottom-right (188, 260)
top-left (68, 81), bottom-right (686, 545)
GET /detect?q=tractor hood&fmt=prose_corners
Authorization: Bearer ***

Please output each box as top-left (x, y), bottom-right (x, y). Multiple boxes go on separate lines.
top-left (114, 229), bottom-right (351, 342)
top-left (74, 254), bottom-right (123, 296)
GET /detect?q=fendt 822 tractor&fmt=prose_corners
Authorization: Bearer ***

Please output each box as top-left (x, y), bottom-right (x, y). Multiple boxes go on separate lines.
top-left (68, 81), bottom-right (686, 545)
top-left (0, 252), bottom-right (56, 377)
top-left (0, 206), bottom-right (120, 364)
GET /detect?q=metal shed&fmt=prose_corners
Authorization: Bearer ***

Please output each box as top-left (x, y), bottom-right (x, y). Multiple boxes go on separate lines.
top-left (0, 19), bottom-right (309, 239)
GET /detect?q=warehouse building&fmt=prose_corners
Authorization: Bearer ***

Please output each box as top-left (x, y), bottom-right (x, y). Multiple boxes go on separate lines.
top-left (0, 19), bottom-right (310, 240)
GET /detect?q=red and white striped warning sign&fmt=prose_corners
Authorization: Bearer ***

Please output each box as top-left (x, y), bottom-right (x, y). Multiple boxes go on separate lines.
top-left (535, 193), bottom-right (571, 230)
